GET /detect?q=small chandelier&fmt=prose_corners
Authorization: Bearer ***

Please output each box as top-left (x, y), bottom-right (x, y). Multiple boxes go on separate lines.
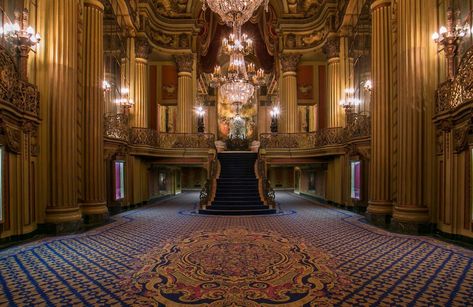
top-left (340, 88), bottom-right (361, 108)
top-left (201, 0), bottom-right (269, 27)
top-left (432, 7), bottom-right (470, 79)
top-left (0, 9), bottom-right (41, 80)
top-left (114, 87), bottom-right (134, 114)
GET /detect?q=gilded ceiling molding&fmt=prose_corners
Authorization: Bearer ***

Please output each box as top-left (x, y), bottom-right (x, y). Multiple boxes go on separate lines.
top-left (278, 2), bottom-right (339, 52)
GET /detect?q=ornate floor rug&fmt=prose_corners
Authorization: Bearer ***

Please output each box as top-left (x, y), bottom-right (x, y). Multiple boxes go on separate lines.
top-left (1, 192), bottom-right (473, 306)
top-left (123, 228), bottom-right (350, 306)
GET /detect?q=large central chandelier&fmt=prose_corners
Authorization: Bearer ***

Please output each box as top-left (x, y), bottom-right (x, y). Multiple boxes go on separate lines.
top-left (201, 0), bottom-right (269, 27)
top-left (209, 26), bottom-right (266, 105)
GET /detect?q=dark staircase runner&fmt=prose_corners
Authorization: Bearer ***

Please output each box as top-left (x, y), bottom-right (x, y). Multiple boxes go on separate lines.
top-left (199, 152), bottom-right (276, 215)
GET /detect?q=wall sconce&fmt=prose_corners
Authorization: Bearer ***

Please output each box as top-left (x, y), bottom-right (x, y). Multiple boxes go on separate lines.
top-left (269, 105), bottom-right (280, 133)
top-left (362, 80), bottom-right (372, 93)
top-left (340, 88), bottom-right (361, 125)
top-left (0, 9), bottom-right (41, 80)
top-left (195, 105), bottom-right (205, 133)
top-left (432, 7), bottom-right (470, 79)
top-left (114, 87), bottom-right (134, 115)
top-left (102, 80), bottom-right (112, 92)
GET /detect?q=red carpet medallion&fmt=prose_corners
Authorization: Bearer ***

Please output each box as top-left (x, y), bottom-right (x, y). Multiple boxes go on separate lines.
top-left (123, 228), bottom-right (351, 306)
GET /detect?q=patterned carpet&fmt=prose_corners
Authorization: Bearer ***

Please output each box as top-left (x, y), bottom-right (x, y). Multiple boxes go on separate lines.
top-left (1, 192), bottom-right (472, 306)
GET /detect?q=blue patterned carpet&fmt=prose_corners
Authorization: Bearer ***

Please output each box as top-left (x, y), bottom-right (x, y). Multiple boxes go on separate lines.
top-left (1, 192), bottom-right (473, 306)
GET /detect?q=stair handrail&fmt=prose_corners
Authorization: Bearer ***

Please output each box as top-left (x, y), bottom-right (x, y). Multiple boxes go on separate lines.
top-left (199, 150), bottom-right (220, 209)
top-left (255, 149), bottom-right (276, 208)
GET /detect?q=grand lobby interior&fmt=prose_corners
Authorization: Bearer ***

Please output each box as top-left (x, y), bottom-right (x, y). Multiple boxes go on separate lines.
top-left (1, 0), bottom-right (473, 305)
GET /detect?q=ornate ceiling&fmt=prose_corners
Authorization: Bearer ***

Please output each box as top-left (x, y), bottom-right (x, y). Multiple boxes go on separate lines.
top-left (140, 0), bottom-right (333, 19)
top-left (132, 0), bottom-right (354, 54)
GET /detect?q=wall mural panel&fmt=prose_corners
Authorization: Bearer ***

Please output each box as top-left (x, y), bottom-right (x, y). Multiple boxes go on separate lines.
top-left (297, 65), bottom-right (314, 103)
top-left (160, 65), bottom-right (178, 103)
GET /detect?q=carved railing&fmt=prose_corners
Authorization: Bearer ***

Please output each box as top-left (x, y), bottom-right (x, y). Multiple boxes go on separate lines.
top-left (256, 154), bottom-right (275, 208)
top-left (104, 113), bottom-right (129, 142)
top-left (128, 128), bottom-right (216, 149)
top-left (0, 45), bottom-right (39, 117)
top-left (259, 116), bottom-right (371, 150)
top-left (345, 112), bottom-right (371, 139)
top-left (436, 46), bottom-right (473, 113)
top-left (260, 127), bottom-right (346, 149)
top-left (158, 133), bottom-right (215, 149)
top-left (200, 152), bottom-right (219, 208)
top-left (130, 127), bottom-right (159, 146)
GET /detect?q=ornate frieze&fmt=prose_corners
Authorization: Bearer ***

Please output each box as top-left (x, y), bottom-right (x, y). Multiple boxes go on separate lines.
top-left (174, 54), bottom-right (193, 73)
top-left (280, 53), bottom-right (301, 72)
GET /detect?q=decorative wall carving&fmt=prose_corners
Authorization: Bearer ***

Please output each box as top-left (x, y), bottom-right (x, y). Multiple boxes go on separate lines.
top-left (5, 127), bottom-right (21, 154)
top-left (453, 125), bottom-right (471, 153)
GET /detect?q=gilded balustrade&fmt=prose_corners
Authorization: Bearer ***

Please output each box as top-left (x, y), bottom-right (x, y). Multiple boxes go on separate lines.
top-left (0, 45), bottom-right (39, 116)
top-left (104, 113), bottom-right (129, 142)
top-left (436, 47), bottom-right (473, 113)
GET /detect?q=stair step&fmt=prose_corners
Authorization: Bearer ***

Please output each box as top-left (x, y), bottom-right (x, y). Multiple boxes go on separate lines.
top-left (199, 208), bottom-right (276, 215)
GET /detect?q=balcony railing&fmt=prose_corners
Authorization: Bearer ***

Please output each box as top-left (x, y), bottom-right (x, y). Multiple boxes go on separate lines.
top-left (104, 113), bottom-right (129, 142)
top-left (128, 128), bottom-right (216, 149)
top-left (260, 127), bottom-right (347, 149)
top-left (436, 46), bottom-right (473, 113)
top-left (259, 114), bottom-right (371, 150)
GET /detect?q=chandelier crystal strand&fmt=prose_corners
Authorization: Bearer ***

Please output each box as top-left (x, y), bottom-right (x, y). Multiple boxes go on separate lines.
top-left (202, 0), bottom-right (269, 27)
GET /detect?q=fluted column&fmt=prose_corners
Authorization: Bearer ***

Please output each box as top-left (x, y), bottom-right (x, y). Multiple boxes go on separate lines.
top-left (37, 0), bottom-right (81, 230)
top-left (80, 0), bottom-right (108, 222)
top-left (174, 54), bottom-right (194, 133)
top-left (323, 36), bottom-right (343, 127)
top-left (132, 38), bottom-right (151, 128)
top-left (339, 31), bottom-right (354, 126)
top-left (367, 0), bottom-right (393, 221)
top-left (280, 53), bottom-right (301, 133)
top-left (392, 0), bottom-right (432, 230)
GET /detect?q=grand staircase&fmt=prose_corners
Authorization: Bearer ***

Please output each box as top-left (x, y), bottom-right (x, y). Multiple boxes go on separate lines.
top-left (199, 152), bottom-right (276, 215)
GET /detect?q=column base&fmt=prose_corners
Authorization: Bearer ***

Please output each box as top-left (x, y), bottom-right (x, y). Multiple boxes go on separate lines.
top-left (44, 207), bottom-right (82, 234)
top-left (392, 206), bottom-right (431, 235)
top-left (80, 202), bottom-right (110, 225)
top-left (366, 212), bottom-right (391, 227)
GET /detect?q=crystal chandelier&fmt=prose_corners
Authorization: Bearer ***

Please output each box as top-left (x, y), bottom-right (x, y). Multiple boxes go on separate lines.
top-left (209, 26), bottom-right (266, 105)
top-left (201, 0), bottom-right (269, 27)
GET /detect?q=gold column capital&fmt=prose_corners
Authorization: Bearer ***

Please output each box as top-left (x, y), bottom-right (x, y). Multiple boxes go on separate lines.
top-left (135, 37), bottom-right (152, 60)
top-left (280, 53), bottom-right (301, 72)
top-left (323, 35), bottom-right (340, 59)
top-left (371, 0), bottom-right (391, 11)
top-left (174, 54), bottom-right (194, 73)
top-left (84, 0), bottom-right (104, 11)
